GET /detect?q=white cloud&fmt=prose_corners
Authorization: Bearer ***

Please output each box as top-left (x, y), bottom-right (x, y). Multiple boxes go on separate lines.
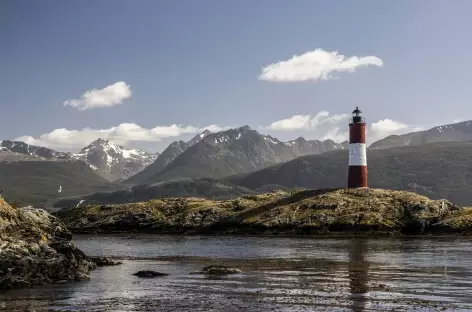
top-left (17, 123), bottom-right (226, 150)
top-left (63, 81), bottom-right (132, 110)
top-left (267, 111), bottom-right (349, 131)
top-left (264, 111), bottom-right (417, 144)
top-left (265, 111), bottom-right (350, 142)
top-left (259, 49), bottom-right (383, 82)
top-left (369, 119), bottom-right (409, 141)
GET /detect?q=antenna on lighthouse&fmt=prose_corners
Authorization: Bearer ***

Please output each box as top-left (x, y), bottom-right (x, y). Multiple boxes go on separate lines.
top-left (348, 107), bottom-right (368, 188)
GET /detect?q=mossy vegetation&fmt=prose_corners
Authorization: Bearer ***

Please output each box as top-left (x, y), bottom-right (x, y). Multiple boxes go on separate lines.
top-left (54, 188), bottom-right (472, 235)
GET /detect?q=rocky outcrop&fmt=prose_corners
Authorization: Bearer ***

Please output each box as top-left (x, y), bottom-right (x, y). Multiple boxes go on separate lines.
top-left (55, 188), bottom-right (472, 235)
top-left (133, 270), bottom-right (168, 278)
top-left (0, 200), bottom-right (96, 290)
top-left (89, 256), bottom-right (122, 267)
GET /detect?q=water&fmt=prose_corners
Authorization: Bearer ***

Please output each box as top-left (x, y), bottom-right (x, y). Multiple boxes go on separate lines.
top-left (1, 235), bottom-right (472, 311)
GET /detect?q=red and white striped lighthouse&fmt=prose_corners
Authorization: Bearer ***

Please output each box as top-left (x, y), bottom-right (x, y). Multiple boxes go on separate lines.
top-left (348, 107), bottom-right (368, 188)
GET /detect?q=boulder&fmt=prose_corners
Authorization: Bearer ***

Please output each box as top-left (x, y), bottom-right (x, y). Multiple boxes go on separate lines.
top-left (132, 270), bottom-right (169, 278)
top-left (0, 201), bottom-right (96, 290)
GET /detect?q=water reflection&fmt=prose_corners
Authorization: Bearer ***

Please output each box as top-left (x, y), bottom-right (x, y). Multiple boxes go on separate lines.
top-left (347, 239), bottom-right (369, 312)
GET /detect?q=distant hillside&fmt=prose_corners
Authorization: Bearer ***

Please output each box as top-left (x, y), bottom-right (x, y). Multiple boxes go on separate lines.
top-left (230, 141), bottom-right (472, 205)
top-left (0, 155), bottom-right (115, 206)
top-left (52, 178), bottom-right (256, 208)
top-left (141, 126), bottom-right (347, 184)
top-left (370, 120), bottom-right (472, 150)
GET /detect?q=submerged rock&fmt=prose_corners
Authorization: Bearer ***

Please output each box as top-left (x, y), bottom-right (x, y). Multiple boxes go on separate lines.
top-left (190, 265), bottom-right (242, 275)
top-left (132, 270), bottom-right (169, 278)
top-left (0, 202), bottom-right (96, 290)
top-left (89, 257), bottom-right (122, 267)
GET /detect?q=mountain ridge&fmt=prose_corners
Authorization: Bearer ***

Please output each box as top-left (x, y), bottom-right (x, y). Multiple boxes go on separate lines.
top-left (0, 138), bottom-right (159, 181)
top-left (139, 125), bottom-right (348, 184)
top-left (124, 130), bottom-right (213, 184)
top-left (0, 140), bottom-right (72, 159)
top-left (369, 120), bottom-right (472, 150)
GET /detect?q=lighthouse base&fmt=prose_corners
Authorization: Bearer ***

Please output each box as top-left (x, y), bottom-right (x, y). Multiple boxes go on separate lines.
top-left (348, 166), bottom-right (368, 188)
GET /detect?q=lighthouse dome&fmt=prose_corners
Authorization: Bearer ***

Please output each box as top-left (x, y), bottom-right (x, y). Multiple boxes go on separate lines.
top-left (351, 106), bottom-right (364, 123)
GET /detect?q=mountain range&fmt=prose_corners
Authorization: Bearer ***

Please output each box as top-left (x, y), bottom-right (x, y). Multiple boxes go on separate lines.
top-left (126, 126), bottom-right (348, 185)
top-left (53, 140), bottom-right (472, 208)
top-left (3, 118), bottom-right (472, 207)
top-left (1, 139), bottom-right (158, 181)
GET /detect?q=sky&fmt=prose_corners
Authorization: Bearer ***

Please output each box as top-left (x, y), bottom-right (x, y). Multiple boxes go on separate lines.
top-left (1, 0), bottom-right (472, 153)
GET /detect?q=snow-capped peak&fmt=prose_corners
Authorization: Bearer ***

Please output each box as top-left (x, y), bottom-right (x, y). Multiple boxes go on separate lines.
top-left (72, 138), bottom-right (159, 181)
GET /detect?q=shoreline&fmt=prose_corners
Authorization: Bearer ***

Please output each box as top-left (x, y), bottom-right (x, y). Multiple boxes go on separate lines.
top-left (69, 229), bottom-right (472, 237)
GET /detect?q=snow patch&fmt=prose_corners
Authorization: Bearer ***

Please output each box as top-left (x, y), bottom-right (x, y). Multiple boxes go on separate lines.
top-left (214, 135), bottom-right (230, 144)
top-left (122, 149), bottom-right (140, 159)
top-left (106, 153), bottom-right (113, 165)
top-left (263, 136), bottom-right (279, 144)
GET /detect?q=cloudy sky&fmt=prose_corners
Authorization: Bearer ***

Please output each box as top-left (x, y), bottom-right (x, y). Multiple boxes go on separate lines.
top-left (1, 0), bottom-right (471, 153)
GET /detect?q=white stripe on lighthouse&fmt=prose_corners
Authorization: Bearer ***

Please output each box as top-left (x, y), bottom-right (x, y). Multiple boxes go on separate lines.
top-left (348, 143), bottom-right (367, 166)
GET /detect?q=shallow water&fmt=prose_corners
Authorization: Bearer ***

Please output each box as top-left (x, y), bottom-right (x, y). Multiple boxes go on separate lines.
top-left (1, 235), bottom-right (472, 311)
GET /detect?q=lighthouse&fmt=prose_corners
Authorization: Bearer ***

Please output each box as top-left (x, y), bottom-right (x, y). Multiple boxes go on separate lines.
top-left (348, 107), bottom-right (368, 188)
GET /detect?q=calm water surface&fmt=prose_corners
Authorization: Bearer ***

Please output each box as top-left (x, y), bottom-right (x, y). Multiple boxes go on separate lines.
top-left (1, 235), bottom-right (472, 311)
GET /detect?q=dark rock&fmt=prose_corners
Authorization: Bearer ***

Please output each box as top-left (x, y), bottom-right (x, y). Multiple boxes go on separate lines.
top-left (0, 204), bottom-right (97, 291)
top-left (90, 257), bottom-right (122, 267)
top-left (132, 270), bottom-right (169, 278)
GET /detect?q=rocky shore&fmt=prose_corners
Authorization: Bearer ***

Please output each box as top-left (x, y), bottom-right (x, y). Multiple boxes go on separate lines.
top-left (0, 199), bottom-right (97, 290)
top-left (54, 188), bottom-right (472, 235)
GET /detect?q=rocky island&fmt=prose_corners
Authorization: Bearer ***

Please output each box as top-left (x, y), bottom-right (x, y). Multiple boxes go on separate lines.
top-left (0, 198), bottom-right (98, 290)
top-left (54, 188), bottom-right (472, 235)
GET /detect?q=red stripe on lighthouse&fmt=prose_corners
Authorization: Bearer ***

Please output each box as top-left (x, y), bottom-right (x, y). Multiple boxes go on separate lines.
top-left (348, 108), bottom-right (368, 188)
